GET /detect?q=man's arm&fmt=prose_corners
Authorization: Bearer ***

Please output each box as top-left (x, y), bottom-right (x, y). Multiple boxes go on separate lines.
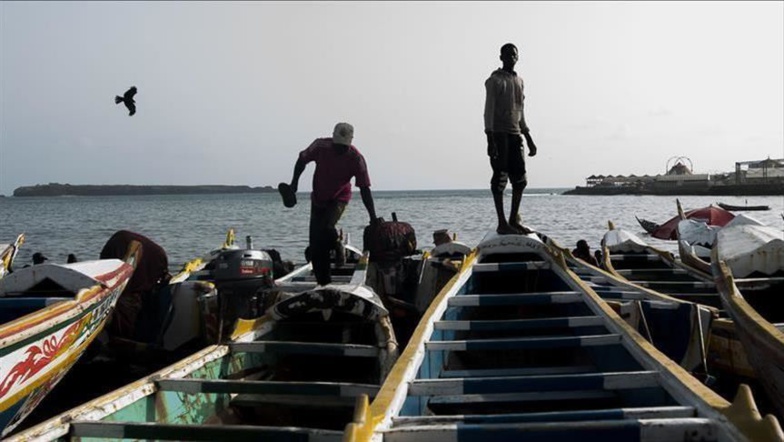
top-left (290, 158), bottom-right (307, 193)
top-left (359, 186), bottom-right (378, 224)
top-left (520, 110), bottom-right (537, 157)
top-left (484, 78), bottom-right (497, 158)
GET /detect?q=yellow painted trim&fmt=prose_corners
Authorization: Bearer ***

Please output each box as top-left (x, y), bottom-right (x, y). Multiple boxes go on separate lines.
top-left (230, 315), bottom-right (274, 340)
top-left (346, 249), bottom-right (477, 441)
top-left (223, 228), bottom-right (236, 249)
top-left (552, 245), bottom-right (784, 441)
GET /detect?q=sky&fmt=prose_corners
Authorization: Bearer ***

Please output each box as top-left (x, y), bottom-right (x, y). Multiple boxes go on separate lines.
top-left (1, 1), bottom-right (782, 195)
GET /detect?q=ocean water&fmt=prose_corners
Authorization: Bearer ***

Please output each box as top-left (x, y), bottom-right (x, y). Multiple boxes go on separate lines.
top-left (1, 190), bottom-right (783, 268)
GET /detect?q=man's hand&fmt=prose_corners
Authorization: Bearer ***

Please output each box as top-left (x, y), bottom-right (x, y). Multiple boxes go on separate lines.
top-left (486, 132), bottom-right (497, 158)
top-left (524, 133), bottom-right (537, 157)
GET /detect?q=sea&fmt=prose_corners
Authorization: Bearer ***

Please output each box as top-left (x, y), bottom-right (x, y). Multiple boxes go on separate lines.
top-left (2, 189), bottom-right (784, 432)
top-left (2, 189), bottom-right (783, 267)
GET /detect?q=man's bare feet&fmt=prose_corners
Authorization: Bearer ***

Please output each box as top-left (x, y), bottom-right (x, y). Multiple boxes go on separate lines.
top-left (496, 223), bottom-right (519, 235)
top-left (510, 214), bottom-right (533, 234)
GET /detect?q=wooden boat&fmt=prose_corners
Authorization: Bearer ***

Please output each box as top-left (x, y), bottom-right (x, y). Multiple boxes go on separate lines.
top-left (712, 238), bottom-right (784, 420)
top-left (347, 232), bottom-right (782, 441)
top-left (0, 234), bottom-right (25, 279)
top-left (543, 234), bottom-right (716, 374)
top-left (638, 205), bottom-right (735, 240)
top-left (0, 242), bottom-right (138, 437)
top-left (635, 215), bottom-right (659, 235)
top-left (598, 221), bottom-right (770, 381)
top-left (675, 199), bottom-right (767, 277)
top-left (718, 202), bottom-right (771, 212)
top-left (8, 250), bottom-right (400, 442)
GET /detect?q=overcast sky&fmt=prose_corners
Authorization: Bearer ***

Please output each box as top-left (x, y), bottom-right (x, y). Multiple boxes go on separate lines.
top-left (1, 1), bottom-right (782, 195)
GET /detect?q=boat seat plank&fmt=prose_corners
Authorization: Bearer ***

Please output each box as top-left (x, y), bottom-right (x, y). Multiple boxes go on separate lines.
top-left (439, 365), bottom-right (597, 378)
top-left (156, 379), bottom-right (378, 397)
top-left (448, 293), bottom-right (581, 306)
top-left (426, 390), bottom-right (617, 405)
top-left (382, 418), bottom-right (719, 442)
top-left (69, 421), bottom-right (343, 442)
top-left (473, 262), bottom-right (551, 272)
top-left (434, 316), bottom-right (604, 331)
top-left (391, 406), bottom-right (696, 426)
top-left (230, 341), bottom-right (380, 357)
top-left (615, 268), bottom-right (689, 276)
top-left (408, 371), bottom-right (659, 396)
top-left (633, 281), bottom-right (714, 289)
top-left (426, 334), bottom-right (622, 351)
top-left (230, 393), bottom-right (361, 408)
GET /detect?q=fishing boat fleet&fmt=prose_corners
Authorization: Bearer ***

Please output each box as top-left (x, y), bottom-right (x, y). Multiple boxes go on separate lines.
top-left (1, 203), bottom-right (783, 441)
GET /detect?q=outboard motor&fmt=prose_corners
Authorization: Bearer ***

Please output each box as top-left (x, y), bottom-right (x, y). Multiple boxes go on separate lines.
top-left (209, 248), bottom-right (274, 339)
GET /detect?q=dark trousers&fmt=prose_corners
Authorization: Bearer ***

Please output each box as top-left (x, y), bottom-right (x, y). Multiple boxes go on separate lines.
top-left (309, 201), bottom-right (347, 285)
top-left (490, 132), bottom-right (527, 195)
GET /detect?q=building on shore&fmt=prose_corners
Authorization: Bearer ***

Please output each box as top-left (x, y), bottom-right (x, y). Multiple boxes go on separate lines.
top-left (566, 157), bottom-right (784, 196)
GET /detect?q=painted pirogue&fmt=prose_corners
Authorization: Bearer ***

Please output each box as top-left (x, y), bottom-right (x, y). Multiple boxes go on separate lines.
top-left (0, 240), bottom-right (137, 437)
top-left (6, 251), bottom-right (399, 442)
top-left (346, 232), bottom-right (783, 442)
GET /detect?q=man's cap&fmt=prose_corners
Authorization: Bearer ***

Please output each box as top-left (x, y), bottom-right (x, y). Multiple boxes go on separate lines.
top-left (32, 252), bottom-right (48, 263)
top-left (332, 122), bottom-right (354, 146)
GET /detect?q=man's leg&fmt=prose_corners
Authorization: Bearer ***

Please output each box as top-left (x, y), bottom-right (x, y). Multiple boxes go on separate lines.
top-left (490, 133), bottom-right (517, 234)
top-left (507, 133), bottom-right (531, 234)
top-left (309, 204), bottom-right (332, 285)
top-left (325, 202), bottom-right (347, 267)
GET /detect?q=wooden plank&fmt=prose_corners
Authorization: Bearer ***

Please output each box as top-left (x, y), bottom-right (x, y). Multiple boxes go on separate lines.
top-left (439, 365), bottom-right (597, 378)
top-left (231, 393), bottom-right (359, 408)
top-left (408, 371), bottom-right (659, 396)
top-left (448, 293), bottom-right (581, 306)
top-left (382, 418), bottom-right (719, 442)
top-left (230, 341), bottom-right (379, 357)
top-left (472, 262), bottom-right (551, 272)
top-left (426, 390), bottom-right (617, 405)
top-left (391, 405), bottom-right (696, 426)
top-left (434, 316), bottom-right (603, 331)
top-left (69, 421), bottom-right (343, 442)
top-left (156, 379), bottom-right (378, 397)
top-left (426, 334), bottom-right (622, 351)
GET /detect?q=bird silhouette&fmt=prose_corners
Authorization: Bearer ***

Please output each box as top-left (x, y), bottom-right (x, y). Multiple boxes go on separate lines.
top-left (114, 86), bottom-right (137, 116)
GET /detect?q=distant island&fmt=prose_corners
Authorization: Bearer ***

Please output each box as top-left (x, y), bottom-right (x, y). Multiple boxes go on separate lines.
top-left (13, 183), bottom-right (277, 197)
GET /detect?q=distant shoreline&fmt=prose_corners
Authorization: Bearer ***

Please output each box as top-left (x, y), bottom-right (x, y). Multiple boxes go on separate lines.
top-left (7, 185), bottom-right (571, 197)
top-left (12, 184), bottom-right (277, 197)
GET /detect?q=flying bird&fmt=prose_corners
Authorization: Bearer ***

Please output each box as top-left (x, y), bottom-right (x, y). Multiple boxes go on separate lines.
top-left (114, 86), bottom-right (137, 116)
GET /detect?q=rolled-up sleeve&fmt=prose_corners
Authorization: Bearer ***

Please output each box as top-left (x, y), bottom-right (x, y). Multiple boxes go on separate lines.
top-left (353, 154), bottom-right (371, 188)
top-left (298, 139), bottom-right (322, 163)
top-left (484, 77), bottom-right (495, 132)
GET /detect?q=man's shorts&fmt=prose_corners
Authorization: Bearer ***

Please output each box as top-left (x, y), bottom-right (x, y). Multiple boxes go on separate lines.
top-left (490, 132), bottom-right (527, 192)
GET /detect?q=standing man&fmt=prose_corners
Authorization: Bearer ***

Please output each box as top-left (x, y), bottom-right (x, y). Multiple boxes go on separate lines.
top-left (289, 122), bottom-right (378, 285)
top-left (484, 43), bottom-right (538, 235)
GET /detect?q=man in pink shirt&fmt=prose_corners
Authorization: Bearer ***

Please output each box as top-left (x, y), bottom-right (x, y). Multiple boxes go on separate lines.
top-left (289, 122), bottom-right (378, 285)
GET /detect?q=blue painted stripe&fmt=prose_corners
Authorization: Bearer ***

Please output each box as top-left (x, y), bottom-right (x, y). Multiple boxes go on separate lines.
top-left (391, 406), bottom-right (695, 425)
top-left (409, 371), bottom-right (658, 396)
top-left (448, 293), bottom-right (581, 306)
top-left (426, 334), bottom-right (621, 351)
top-left (473, 262), bottom-right (550, 273)
top-left (434, 316), bottom-right (603, 331)
top-left (440, 365), bottom-right (596, 378)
